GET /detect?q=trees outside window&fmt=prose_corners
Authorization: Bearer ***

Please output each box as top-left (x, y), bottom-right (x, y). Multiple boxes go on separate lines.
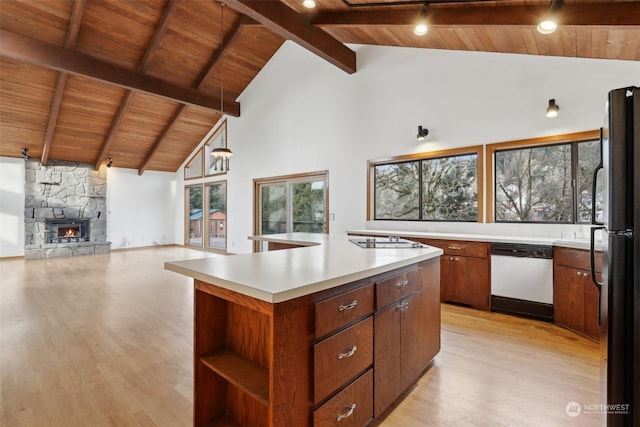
top-left (372, 151), bottom-right (479, 222)
top-left (494, 139), bottom-right (600, 223)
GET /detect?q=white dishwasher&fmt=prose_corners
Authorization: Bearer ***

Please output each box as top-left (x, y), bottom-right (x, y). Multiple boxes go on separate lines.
top-left (490, 243), bottom-right (554, 321)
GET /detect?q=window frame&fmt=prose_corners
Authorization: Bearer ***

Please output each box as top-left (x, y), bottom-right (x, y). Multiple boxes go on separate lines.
top-left (184, 149), bottom-right (204, 180)
top-left (367, 146), bottom-right (484, 223)
top-left (486, 130), bottom-right (600, 223)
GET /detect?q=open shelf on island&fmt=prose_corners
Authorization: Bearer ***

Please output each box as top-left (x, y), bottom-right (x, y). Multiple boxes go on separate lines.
top-left (201, 349), bottom-right (270, 407)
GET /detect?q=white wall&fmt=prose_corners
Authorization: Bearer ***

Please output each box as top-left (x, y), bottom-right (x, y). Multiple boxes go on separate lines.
top-left (107, 167), bottom-right (176, 249)
top-left (0, 157), bottom-right (25, 257)
top-left (176, 42), bottom-right (638, 253)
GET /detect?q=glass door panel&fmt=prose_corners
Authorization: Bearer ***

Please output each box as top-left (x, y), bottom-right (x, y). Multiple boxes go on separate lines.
top-left (206, 182), bottom-right (227, 250)
top-left (260, 184), bottom-right (287, 235)
top-left (187, 186), bottom-right (203, 246)
top-left (292, 180), bottom-right (325, 233)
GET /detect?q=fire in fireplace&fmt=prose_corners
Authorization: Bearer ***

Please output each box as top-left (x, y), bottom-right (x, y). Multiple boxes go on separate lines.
top-left (45, 219), bottom-right (90, 243)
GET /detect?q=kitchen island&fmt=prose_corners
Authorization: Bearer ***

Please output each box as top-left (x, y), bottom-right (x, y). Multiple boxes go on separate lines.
top-left (165, 233), bottom-right (442, 427)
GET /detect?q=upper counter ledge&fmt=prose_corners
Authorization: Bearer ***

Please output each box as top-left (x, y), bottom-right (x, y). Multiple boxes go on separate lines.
top-left (165, 233), bottom-right (442, 304)
top-left (347, 229), bottom-right (602, 250)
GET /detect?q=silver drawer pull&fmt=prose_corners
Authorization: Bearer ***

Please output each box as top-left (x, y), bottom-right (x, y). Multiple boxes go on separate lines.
top-left (338, 300), bottom-right (358, 311)
top-left (336, 403), bottom-right (356, 421)
top-left (448, 245), bottom-right (463, 250)
top-left (396, 280), bottom-right (409, 288)
top-left (337, 346), bottom-right (357, 359)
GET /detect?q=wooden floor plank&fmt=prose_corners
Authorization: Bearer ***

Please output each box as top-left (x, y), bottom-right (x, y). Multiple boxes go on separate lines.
top-left (0, 247), bottom-right (600, 426)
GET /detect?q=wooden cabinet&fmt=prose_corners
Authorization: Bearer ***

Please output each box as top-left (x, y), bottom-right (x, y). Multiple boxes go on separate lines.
top-left (313, 282), bottom-right (375, 427)
top-left (373, 260), bottom-right (440, 418)
top-left (192, 258), bottom-right (440, 427)
top-left (553, 247), bottom-right (602, 341)
top-left (313, 370), bottom-right (374, 427)
top-left (418, 239), bottom-right (491, 310)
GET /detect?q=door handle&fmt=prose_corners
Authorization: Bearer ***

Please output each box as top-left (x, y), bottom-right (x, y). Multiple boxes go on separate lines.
top-left (590, 226), bottom-right (605, 326)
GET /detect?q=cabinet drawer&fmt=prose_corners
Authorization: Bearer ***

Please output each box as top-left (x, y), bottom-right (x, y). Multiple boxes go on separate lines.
top-left (315, 284), bottom-right (374, 338)
top-left (554, 247), bottom-right (602, 272)
top-left (376, 268), bottom-right (422, 309)
top-left (314, 369), bottom-right (373, 427)
top-left (314, 316), bottom-right (373, 404)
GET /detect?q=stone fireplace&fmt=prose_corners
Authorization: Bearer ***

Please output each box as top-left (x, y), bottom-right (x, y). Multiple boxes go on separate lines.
top-left (24, 160), bottom-right (111, 260)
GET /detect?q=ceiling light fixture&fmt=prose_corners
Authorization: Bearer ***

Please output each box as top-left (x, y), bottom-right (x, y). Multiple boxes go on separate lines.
top-left (417, 125), bottom-right (429, 141)
top-left (413, 6), bottom-right (428, 36)
top-left (303, 0), bottom-right (316, 8)
top-left (537, 0), bottom-right (563, 35)
top-left (546, 99), bottom-right (559, 118)
top-left (21, 147), bottom-right (31, 160)
top-left (211, 2), bottom-right (233, 164)
top-left (107, 157), bottom-right (113, 168)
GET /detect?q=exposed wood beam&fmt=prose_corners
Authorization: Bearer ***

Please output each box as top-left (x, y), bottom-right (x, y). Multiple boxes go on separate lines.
top-left (41, 0), bottom-right (86, 166)
top-left (94, 0), bottom-right (182, 170)
top-left (94, 91), bottom-right (135, 171)
top-left (138, 16), bottom-right (247, 175)
top-left (224, 0), bottom-right (356, 74)
top-left (0, 29), bottom-right (241, 116)
top-left (312, 3), bottom-right (640, 28)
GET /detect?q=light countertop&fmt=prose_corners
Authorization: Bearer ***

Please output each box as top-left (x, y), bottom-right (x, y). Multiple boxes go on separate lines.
top-left (347, 229), bottom-right (600, 251)
top-left (165, 233), bottom-right (443, 303)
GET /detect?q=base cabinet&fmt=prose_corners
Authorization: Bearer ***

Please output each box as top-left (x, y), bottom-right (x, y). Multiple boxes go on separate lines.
top-left (419, 239), bottom-right (490, 310)
top-left (373, 260), bottom-right (441, 418)
top-left (192, 258), bottom-right (441, 427)
top-left (553, 247), bottom-right (601, 341)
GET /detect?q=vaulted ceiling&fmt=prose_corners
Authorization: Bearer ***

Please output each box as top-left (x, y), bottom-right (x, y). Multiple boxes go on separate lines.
top-left (1, 0), bottom-right (638, 174)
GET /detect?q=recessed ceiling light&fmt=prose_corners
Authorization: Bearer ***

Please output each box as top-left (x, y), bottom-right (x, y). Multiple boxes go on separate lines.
top-left (414, 23), bottom-right (428, 36)
top-left (537, 20), bottom-right (557, 35)
top-left (303, 0), bottom-right (316, 8)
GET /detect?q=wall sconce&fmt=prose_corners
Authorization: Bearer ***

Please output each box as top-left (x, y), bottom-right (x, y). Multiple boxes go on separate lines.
top-left (21, 147), bottom-right (31, 160)
top-left (537, 0), bottom-right (563, 34)
top-left (546, 99), bottom-right (559, 118)
top-left (417, 126), bottom-right (429, 141)
top-left (107, 157), bottom-right (113, 168)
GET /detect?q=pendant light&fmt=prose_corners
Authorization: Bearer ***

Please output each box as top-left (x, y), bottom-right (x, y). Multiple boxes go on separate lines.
top-left (211, 2), bottom-right (233, 164)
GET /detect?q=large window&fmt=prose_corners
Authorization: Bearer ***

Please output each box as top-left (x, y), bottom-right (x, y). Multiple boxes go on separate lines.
top-left (490, 133), bottom-right (600, 223)
top-left (254, 172), bottom-right (329, 244)
top-left (185, 181), bottom-right (228, 251)
top-left (370, 147), bottom-right (482, 222)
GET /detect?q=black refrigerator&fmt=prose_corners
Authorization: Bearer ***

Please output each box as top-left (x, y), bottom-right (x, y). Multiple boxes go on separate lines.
top-left (591, 86), bottom-right (639, 427)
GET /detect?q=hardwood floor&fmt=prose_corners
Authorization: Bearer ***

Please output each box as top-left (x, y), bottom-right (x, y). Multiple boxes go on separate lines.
top-left (0, 247), bottom-right (600, 426)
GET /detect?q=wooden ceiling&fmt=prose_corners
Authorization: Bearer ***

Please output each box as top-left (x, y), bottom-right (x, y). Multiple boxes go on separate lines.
top-left (1, 0), bottom-right (638, 174)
